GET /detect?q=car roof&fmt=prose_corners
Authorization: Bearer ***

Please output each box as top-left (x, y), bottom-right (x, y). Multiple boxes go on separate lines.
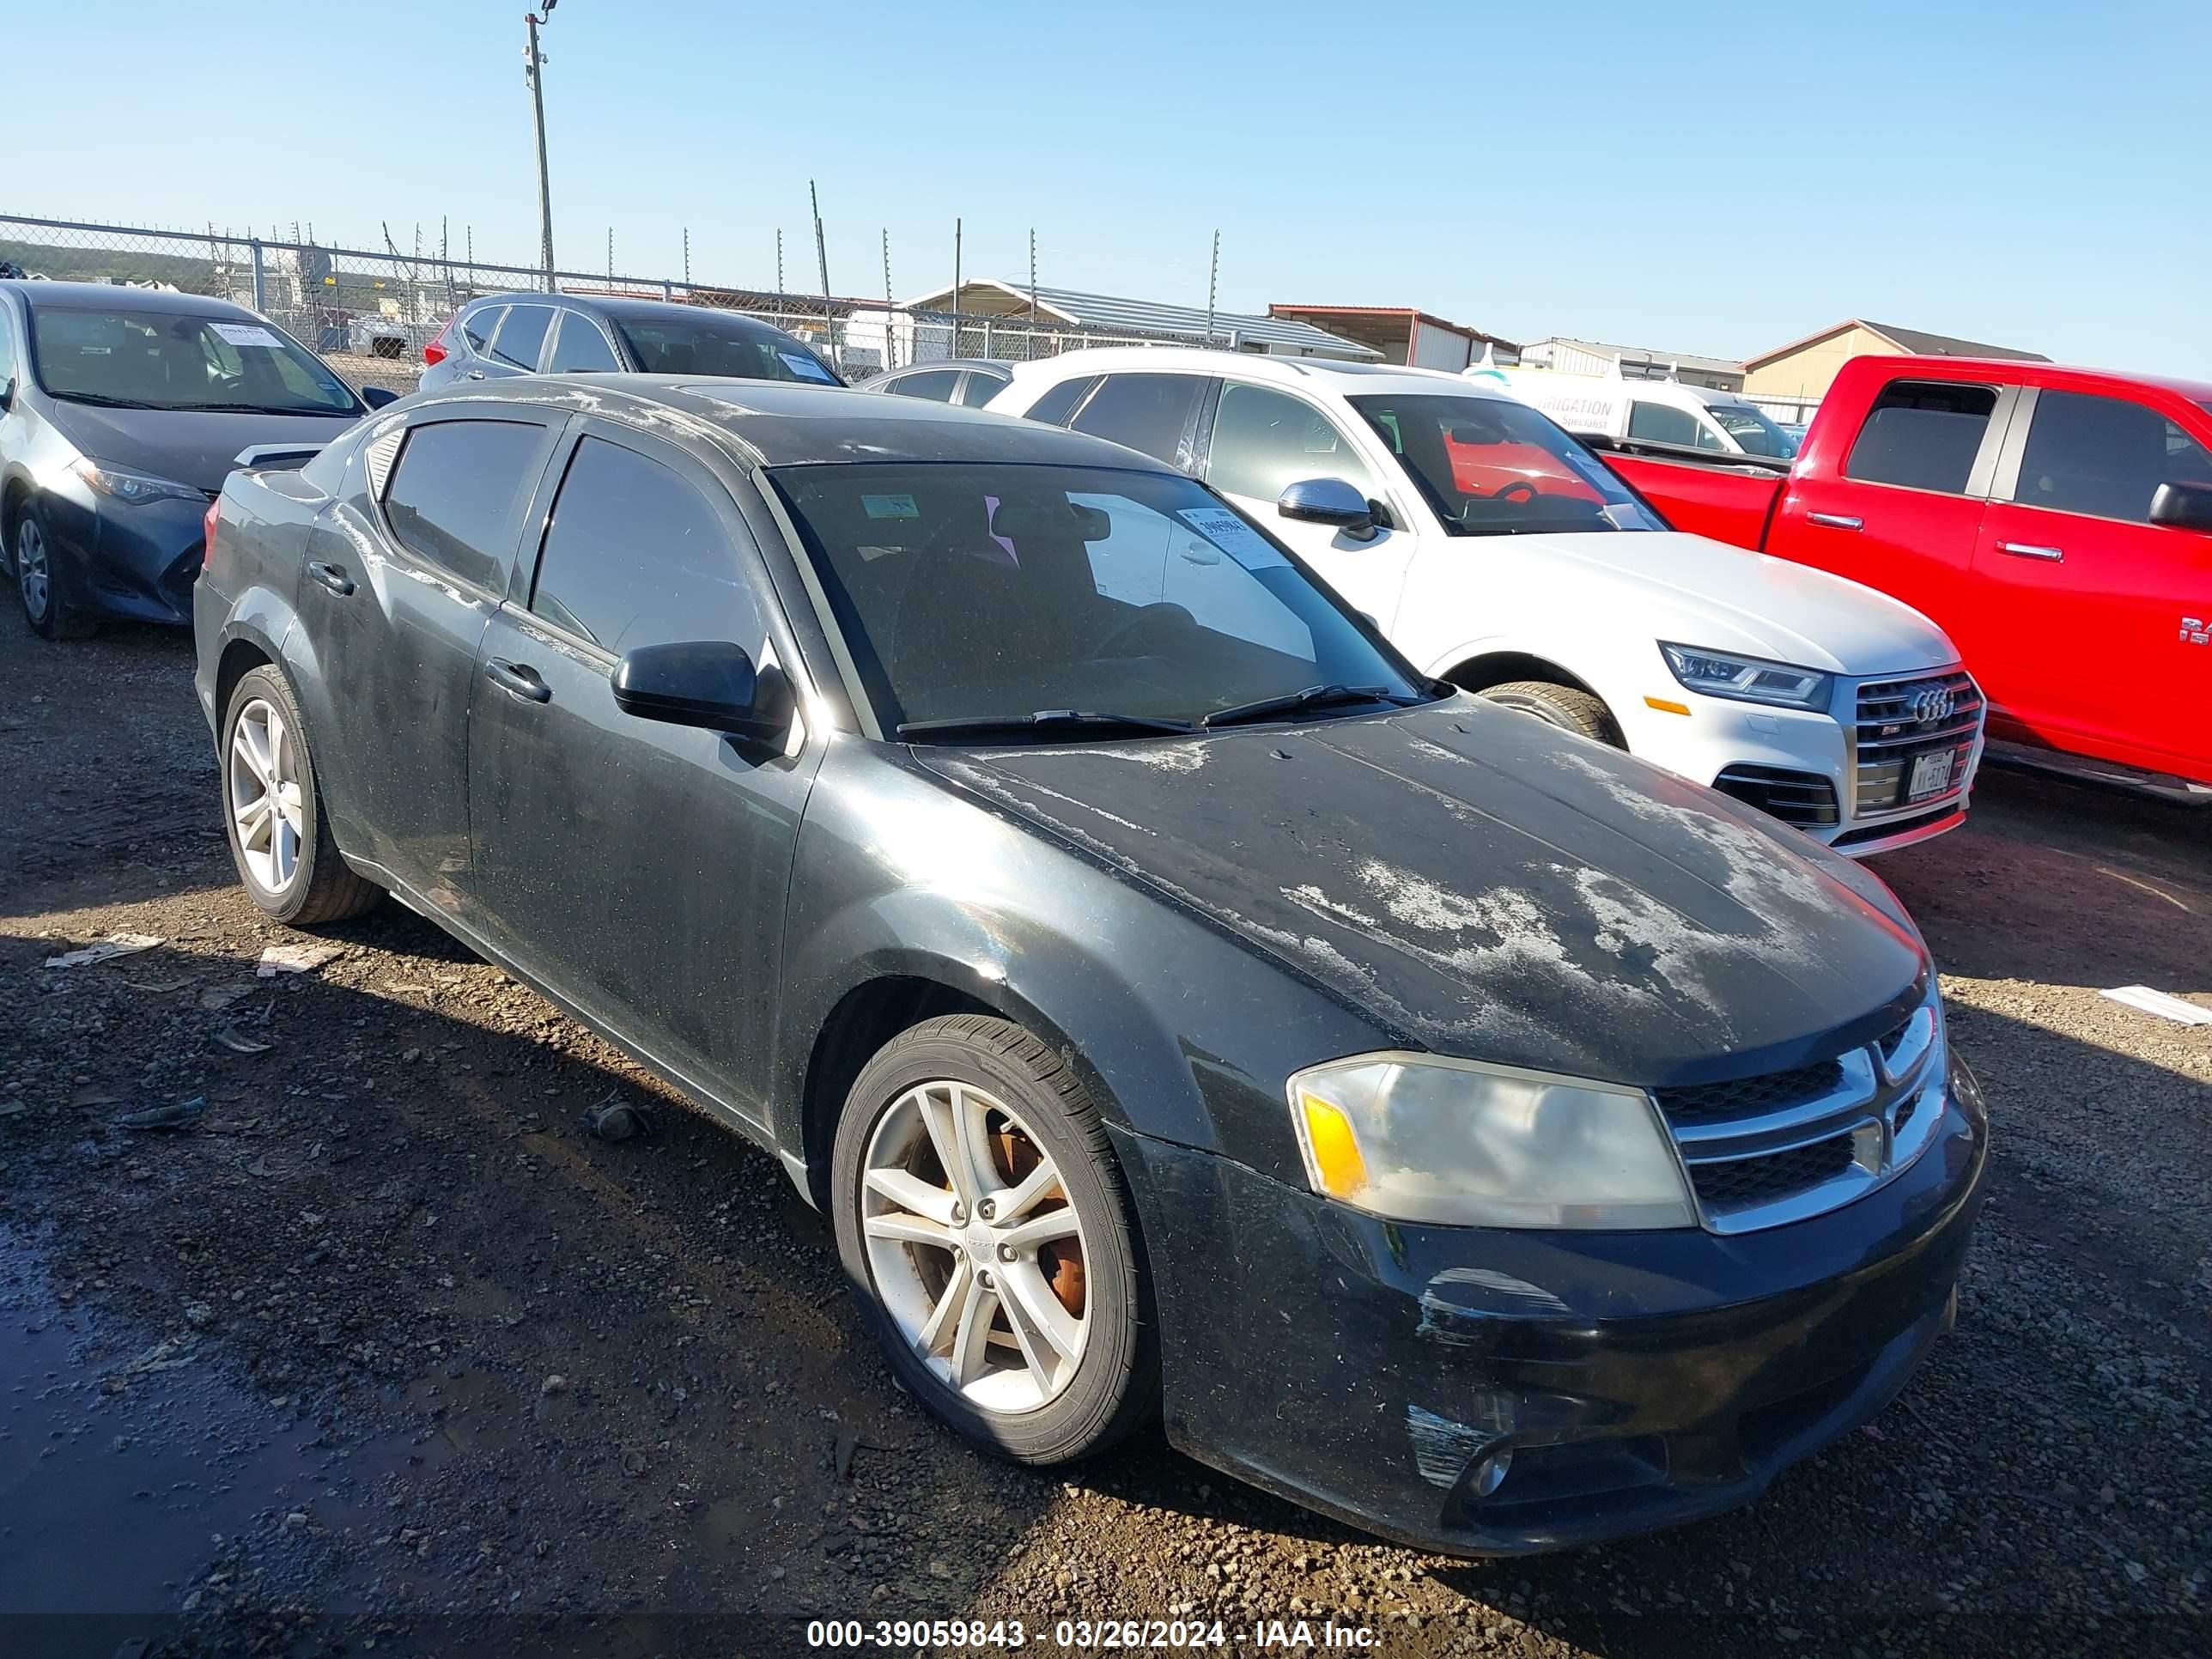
top-left (462, 290), bottom-right (793, 331)
top-left (1003, 345), bottom-right (1504, 402)
top-left (878, 359), bottom-right (1012, 379)
top-left (403, 374), bottom-right (1185, 471)
top-left (0, 280), bottom-right (263, 318)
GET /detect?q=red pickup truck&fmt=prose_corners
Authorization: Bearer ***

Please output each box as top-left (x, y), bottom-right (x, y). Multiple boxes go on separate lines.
top-left (1600, 354), bottom-right (2212, 798)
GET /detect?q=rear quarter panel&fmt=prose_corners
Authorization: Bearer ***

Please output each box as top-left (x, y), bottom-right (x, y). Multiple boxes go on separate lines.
top-left (196, 465), bottom-right (331, 736)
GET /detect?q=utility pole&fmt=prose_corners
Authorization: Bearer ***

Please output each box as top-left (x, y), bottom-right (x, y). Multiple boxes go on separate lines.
top-left (1028, 228), bottom-right (1038, 325)
top-left (951, 217), bottom-right (962, 354)
top-left (524, 2), bottom-right (559, 292)
top-left (775, 228), bottom-right (785, 295)
top-left (1206, 229), bottom-right (1220, 343)
top-left (881, 228), bottom-right (894, 372)
top-left (810, 181), bottom-right (835, 365)
top-left (683, 227), bottom-right (691, 288)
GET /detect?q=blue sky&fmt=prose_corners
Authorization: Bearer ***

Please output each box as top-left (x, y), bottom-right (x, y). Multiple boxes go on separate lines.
top-left (14, 1), bottom-right (2209, 375)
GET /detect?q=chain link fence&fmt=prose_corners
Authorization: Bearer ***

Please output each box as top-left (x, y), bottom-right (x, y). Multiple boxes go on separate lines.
top-left (1, 213), bottom-right (1203, 395)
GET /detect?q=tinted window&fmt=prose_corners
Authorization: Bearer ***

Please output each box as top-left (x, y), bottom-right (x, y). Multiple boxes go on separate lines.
top-left (770, 462), bottom-right (1423, 732)
top-left (0, 307), bottom-right (15, 386)
top-left (884, 368), bottom-right (961, 401)
top-left (463, 305), bottom-right (506, 352)
top-left (611, 312), bottom-right (841, 383)
top-left (1626, 400), bottom-right (1704, 447)
top-left (1206, 383), bottom-right (1372, 502)
top-left (545, 312), bottom-right (619, 373)
top-left (1023, 374), bottom-right (1095, 428)
top-left (529, 436), bottom-right (761, 655)
top-left (2012, 391), bottom-right (2212, 524)
top-left (957, 370), bottom-right (1009, 408)
top-left (1069, 374), bottom-right (1206, 465)
top-left (382, 420), bottom-right (547, 590)
top-left (489, 304), bottom-right (555, 370)
top-left (1845, 380), bottom-right (1997, 495)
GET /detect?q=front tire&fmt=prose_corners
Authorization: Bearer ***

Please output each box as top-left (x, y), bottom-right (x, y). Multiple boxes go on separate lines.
top-left (1479, 678), bottom-right (1624, 746)
top-left (220, 665), bottom-right (380, 926)
top-left (831, 1014), bottom-right (1158, 1465)
top-left (13, 501), bottom-right (91, 641)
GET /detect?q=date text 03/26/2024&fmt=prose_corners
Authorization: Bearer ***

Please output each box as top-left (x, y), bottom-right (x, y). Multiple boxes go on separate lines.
top-left (805, 1618), bottom-right (1382, 1650)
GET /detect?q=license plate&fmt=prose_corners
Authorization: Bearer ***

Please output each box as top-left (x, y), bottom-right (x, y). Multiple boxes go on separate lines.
top-left (1906, 749), bottom-right (1958, 801)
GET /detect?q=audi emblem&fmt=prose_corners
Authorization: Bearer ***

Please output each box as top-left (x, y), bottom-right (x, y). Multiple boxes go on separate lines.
top-left (1909, 687), bottom-right (1956, 726)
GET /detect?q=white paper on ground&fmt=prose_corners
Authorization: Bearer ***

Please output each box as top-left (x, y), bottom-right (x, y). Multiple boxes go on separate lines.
top-left (257, 943), bottom-right (344, 978)
top-left (2099, 985), bottom-right (2212, 1026)
top-left (45, 933), bottom-right (163, 969)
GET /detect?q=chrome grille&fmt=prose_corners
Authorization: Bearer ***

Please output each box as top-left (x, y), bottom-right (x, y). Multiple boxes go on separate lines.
top-left (1852, 670), bottom-right (1984, 819)
top-left (1655, 996), bottom-right (1947, 1234)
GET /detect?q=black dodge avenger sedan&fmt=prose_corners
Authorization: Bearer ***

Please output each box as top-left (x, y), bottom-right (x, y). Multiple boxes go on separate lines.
top-left (193, 376), bottom-right (1986, 1554)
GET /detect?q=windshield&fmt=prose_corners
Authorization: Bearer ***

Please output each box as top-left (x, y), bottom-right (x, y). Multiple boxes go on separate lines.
top-left (770, 463), bottom-right (1429, 734)
top-left (1707, 402), bottom-right (1800, 459)
top-left (28, 305), bottom-right (359, 416)
top-left (1350, 393), bottom-right (1665, 536)
top-left (611, 313), bottom-right (842, 385)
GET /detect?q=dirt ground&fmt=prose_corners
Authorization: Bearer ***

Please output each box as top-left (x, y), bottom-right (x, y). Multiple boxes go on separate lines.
top-left (0, 609), bottom-right (2205, 1659)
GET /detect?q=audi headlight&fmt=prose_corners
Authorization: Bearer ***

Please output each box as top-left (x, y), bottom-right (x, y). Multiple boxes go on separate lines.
top-left (70, 459), bottom-right (206, 507)
top-left (1287, 1052), bottom-right (1694, 1229)
top-left (1660, 642), bottom-right (1833, 711)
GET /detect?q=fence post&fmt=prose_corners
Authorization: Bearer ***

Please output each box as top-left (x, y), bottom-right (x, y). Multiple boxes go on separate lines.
top-left (250, 239), bottom-right (266, 313)
top-left (662, 279), bottom-right (674, 301)
top-left (983, 318), bottom-right (993, 357)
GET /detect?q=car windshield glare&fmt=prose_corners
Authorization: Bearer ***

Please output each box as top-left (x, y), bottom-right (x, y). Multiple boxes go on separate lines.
top-left (611, 313), bottom-right (840, 384)
top-left (1351, 393), bottom-right (1664, 536)
top-left (769, 462), bottom-right (1429, 736)
top-left (28, 305), bottom-right (359, 416)
top-left (1708, 403), bottom-right (1800, 459)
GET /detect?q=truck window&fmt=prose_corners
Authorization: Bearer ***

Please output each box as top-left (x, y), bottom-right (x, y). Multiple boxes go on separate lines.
top-left (2011, 390), bottom-right (2212, 524)
top-left (1845, 380), bottom-right (1997, 495)
top-left (1627, 401), bottom-right (1704, 447)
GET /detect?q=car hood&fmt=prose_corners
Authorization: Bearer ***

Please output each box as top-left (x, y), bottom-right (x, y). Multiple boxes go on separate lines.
top-left (918, 699), bottom-right (1926, 1085)
top-left (1513, 531), bottom-right (1956, 677)
top-left (42, 399), bottom-right (361, 494)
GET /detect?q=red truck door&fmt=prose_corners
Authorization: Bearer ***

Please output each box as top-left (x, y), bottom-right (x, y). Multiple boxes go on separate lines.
top-left (1971, 386), bottom-right (2212, 777)
top-left (1768, 375), bottom-right (2016, 633)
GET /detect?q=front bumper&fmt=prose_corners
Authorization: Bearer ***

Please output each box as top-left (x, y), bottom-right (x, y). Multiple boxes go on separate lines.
top-left (40, 487), bottom-right (208, 626)
top-left (1115, 1084), bottom-right (1986, 1556)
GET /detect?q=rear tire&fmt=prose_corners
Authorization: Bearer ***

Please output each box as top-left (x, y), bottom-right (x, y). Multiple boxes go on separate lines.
top-left (13, 501), bottom-right (93, 641)
top-left (220, 665), bottom-right (381, 927)
top-left (1479, 679), bottom-right (1623, 746)
top-left (831, 1014), bottom-right (1158, 1466)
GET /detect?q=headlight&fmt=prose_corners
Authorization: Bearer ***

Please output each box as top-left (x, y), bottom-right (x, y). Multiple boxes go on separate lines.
top-left (1287, 1052), bottom-right (1694, 1229)
top-left (1660, 641), bottom-right (1833, 711)
top-left (70, 459), bottom-right (206, 507)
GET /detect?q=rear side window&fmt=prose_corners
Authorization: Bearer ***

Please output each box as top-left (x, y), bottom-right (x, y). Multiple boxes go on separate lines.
top-left (1627, 400), bottom-right (1704, 447)
top-left (544, 313), bottom-right (619, 373)
top-left (1022, 374), bottom-right (1095, 428)
top-left (0, 307), bottom-right (17, 386)
top-left (462, 306), bottom-right (506, 352)
top-left (2012, 391), bottom-right (2212, 524)
top-left (957, 371), bottom-right (1007, 408)
top-left (1069, 374), bottom-right (1206, 465)
top-left (1846, 380), bottom-right (1998, 495)
top-left (381, 419), bottom-right (548, 590)
top-left (490, 304), bottom-right (555, 370)
top-left (1206, 383), bottom-right (1372, 501)
top-left (528, 436), bottom-right (763, 655)
top-left (884, 368), bottom-right (961, 401)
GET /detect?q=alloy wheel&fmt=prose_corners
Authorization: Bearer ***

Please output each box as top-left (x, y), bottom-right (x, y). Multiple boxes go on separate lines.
top-left (16, 520), bottom-right (50, 622)
top-left (229, 697), bottom-right (307, 895)
top-left (860, 1079), bottom-right (1090, 1413)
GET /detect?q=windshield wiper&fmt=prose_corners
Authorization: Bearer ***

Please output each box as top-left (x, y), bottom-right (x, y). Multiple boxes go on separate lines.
top-left (165, 402), bottom-right (349, 417)
top-left (52, 392), bottom-right (166, 410)
top-left (896, 709), bottom-right (1198, 741)
top-left (1200, 684), bottom-right (1418, 729)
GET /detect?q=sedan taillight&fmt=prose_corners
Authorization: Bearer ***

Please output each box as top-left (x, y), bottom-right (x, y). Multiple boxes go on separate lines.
top-left (423, 318), bottom-right (453, 366)
top-left (200, 499), bottom-right (222, 584)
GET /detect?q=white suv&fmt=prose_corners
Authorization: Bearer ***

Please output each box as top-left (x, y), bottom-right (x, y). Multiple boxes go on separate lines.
top-left (989, 350), bottom-right (1984, 856)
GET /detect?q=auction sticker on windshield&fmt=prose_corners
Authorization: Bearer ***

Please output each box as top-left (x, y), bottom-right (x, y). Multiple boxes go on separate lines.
top-left (781, 351), bottom-right (837, 383)
top-left (209, 322), bottom-right (289, 349)
top-left (1176, 506), bottom-right (1289, 568)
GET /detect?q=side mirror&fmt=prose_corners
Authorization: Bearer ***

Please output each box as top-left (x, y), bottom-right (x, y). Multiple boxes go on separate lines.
top-left (359, 385), bottom-right (400, 410)
top-left (2148, 480), bottom-right (2212, 533)
top-left (611, 641), bottom-right (793, 748)
top-left (0, 378), bottom-right (13, 413)
top-left (1277, 477), bottom-right (1376, 540)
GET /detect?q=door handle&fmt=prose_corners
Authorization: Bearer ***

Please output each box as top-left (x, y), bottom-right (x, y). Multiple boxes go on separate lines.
top-left (1996, 540), bottom-right (2064, 562)
top-left (307, 560), bottom-right (355, 597)
top-left (465, 369), bottom-right (487, 380)
top-left (1807, 512), bottom-right (1863, 530)
top-left (483, 659), bottom-right (551, 703)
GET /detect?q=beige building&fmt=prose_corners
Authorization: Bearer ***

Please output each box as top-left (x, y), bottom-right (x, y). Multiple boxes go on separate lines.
top-left (1742, 319), bottom-right (2048, 408)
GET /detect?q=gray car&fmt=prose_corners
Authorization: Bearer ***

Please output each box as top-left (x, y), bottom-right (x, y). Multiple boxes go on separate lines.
top-left (419, 292), bottom-right (842, 392)
top-left (864, 358), bottom-right (1012, 407)
top-left (0, 280), bottom-right (386, 639)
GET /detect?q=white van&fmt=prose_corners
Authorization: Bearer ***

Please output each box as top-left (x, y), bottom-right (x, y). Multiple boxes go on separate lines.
top-left (1474, 363), bottom-right (1800, 459)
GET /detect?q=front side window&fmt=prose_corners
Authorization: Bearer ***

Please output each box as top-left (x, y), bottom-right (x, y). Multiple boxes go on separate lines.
top-left (1206, 383), bottom-right (1373, 502)
top-left (489, 304), bottom-right (555, 370)
top-left (544, 313), bottom-right (619, 373)
top-left (884, 368), bottom-right (961, 401)
top-left (463, 305), bottom-right (506, 352)
top-left (2012, 390), bottom-right (2212, 524)
top-left (27, 305), bottom-right (358, 415)
top-left (770, 462), bottom-right (1425, 732)
top-left (1351, 393), bottom-right (1662, 536)
top-left (611, 312), bottom-right (841, 384)
top-left (528, 436), bottom-right (762, 655)
top-left (1067, 374), bottom-right (1206, 465)
top-left (381, 419), bottom-right (548, 590)
top-left (1707, 402), bottom-right (1800, 459)
top-left (1845, 380), bottom-right (1997, 495)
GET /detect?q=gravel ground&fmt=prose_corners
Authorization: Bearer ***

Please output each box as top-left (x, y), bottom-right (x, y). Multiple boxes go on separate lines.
top-left (0, 610), bottom-right (2205, 1659)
